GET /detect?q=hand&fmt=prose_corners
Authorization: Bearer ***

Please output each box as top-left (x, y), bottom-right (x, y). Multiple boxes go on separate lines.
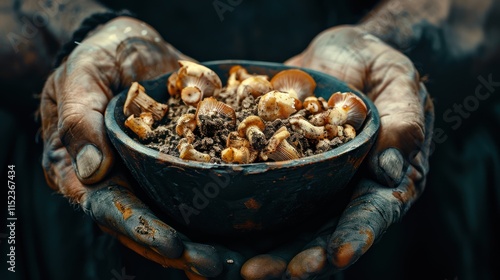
top-left (240, 25), bottom-right (434, 279)
top-left (39, 16), bottom-right (242, 279)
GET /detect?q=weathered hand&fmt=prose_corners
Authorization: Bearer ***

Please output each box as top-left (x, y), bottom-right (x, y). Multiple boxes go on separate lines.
top-left (240, 25), bottom-right (434, 279)
top-left (39, 16), bottom-right (241, 279)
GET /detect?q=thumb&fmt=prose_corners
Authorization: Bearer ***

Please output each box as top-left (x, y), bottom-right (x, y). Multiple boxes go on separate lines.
top-left (56, 57), bottom-right (116, 184)
top-left (56, 33), bottom-right (181, 184)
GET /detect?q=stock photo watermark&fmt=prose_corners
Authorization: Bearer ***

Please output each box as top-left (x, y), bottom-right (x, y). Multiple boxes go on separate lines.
top-left (6, 165), bottom-right (17, 273)
top-left (111, 267), bottom-right (135, 280)
top-left (178, 172), bottom-right (230, 224)
top-left (432, 74), bottom-right (499, 145)
top-left (7, 0), bottom-right (69, 53)
top-left (213, 0), bottom-right (243, 22)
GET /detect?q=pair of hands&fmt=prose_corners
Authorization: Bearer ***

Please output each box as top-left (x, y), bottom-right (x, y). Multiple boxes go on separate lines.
top-left (40, 17), bottom-right (434, 279)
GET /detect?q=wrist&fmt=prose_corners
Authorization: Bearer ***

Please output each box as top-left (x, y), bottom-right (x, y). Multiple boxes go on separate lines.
top-left (54, 12), bottom-right (136, 67)
top-left (358, 0), bottom-right (451, 53)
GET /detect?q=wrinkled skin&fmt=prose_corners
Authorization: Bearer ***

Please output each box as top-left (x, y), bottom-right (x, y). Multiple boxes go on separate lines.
top-left (40, 16), bottom-right (245, 279)
top-left (240, 26), bottom-right (434, 279)
top-left (40, 16), bottom-right (433, 279)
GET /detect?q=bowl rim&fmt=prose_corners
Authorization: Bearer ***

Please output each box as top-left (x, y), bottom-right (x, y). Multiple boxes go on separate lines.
top-left (105, 59), bottom-right (380, 171)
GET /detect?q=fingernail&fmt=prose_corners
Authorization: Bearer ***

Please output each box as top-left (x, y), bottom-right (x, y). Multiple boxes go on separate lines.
top-left (378, 148), bottom-right (404, 186)
top-left (76, 144), bottom-right (102, 179)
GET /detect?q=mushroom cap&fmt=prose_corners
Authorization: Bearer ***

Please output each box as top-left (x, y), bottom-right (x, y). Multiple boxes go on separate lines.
top-left (327, 92), bottom-right (367, 130)
top-left (303, 96), bottom-right (322, 113)
top-left (270, 69), bottom-right (316, 102)
top-left (181, 86), bottom-right (203, 107)
top-left (221, 147), bottom-right (251, 164)
top-left (257, 90), bottom-right (299, 121)
top-left (237, 76), bottom-right (273, 100)
top-left (229, 65), bottom-right (269, 81)
top-left (237, 116), bottom-right (265, 137)
top-left (167, 72), bottom-right (180, 96)
top-left (195, 97), bottom-right (237, 136)
top-left (261, 126), bottom-right (290, 159)
top-left (177, 60), bottom-right (222, 97)
top-left (175, 113), bottom-right (196, 136)
top-left (226, 131), bottom-right (250, 149)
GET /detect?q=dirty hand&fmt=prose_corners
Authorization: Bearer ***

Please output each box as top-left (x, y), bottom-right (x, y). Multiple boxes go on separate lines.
top-left (40, 16), bottom-right (240, 279)
top-left (240, 25), bottom-right (434, 279)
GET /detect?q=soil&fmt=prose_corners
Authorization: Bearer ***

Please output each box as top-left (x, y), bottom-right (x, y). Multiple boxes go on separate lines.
top-left (137, 83), bottom-right (352, 164)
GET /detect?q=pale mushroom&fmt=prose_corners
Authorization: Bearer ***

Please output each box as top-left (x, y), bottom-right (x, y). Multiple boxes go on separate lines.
top-left (238, 116), bottom-right (267, 150)
top-left (175, 113), bottom-right (197, 143)
top-left (123, 82), bottom-right (168, 121)
top-left (168, 60), bottom-right (223, 107)
top-left (257, 90), bottom-right (300, 121)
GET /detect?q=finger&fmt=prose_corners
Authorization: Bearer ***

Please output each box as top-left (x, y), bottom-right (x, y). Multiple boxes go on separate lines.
top-left (211, 245), bottom-right (246, 280)
top-left (101, 226), bottom-right (222, 278)
top-left (291, 27), bottom-right (427, 187)
top-left (83, 184), bottom-right (184, 259)
top-left (184, 271), bottom-right (208, 280)
top-left (241, 234), bottom-right (311, 280)
top-left (286, 218), bottom-right (340, 279)
top-left (57, 35), bottom-right (184, 185)
top-left (365, 65), bottom-right (427, 187)
top-left (115, 37), bottom-right (181, 85)
top-left (352, 33), bottom-right (426, 187)
top-left (57, 57), bottom-right (116, 184)
top-left (40, 75), bottom-right (90, 202)
top-left (284, 54), bottom-right (304, 67)
top-left (327, 174), bottom-right (422, 270)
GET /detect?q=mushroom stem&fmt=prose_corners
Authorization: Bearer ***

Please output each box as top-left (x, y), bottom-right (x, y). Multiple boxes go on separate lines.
top-left (221, 147), bottom-right (252, 164)
top-left (178, 139), bottom-right (211, 162)
top-left (124, 112), bottom-right (154, 140)
top-left (343, 124), bottom-right (356, 141)
top-left (290, 117), bottom-right (337, 140)
top-left (176, 113), bottom-right (197, 143)
top-left (261, 126), bottom-right (291, 161)
top-left (246, 126), bottom-right (267, 150)
top-left (123, 82), bottom-right (168, 121)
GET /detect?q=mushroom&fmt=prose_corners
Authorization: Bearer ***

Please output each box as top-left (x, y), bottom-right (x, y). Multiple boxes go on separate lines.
top-left (221, 147), bottom-right (252, 164)
top-left (260, 126), bottom-right (300, 161)
top-left (177, 139), bottom-right (211, 162)
top-left (289, 116), bottom-right (337, 140)
top-left (124, 112), bottom-right (154, 140)
top-left (230, 65), bottom-right (269, 81)
top-left (123, 82), bottom-right (168, 121)
top-left (238, 116), bottom-right (267, 150)
top-left (175, 113), bottom-right (197, 143)
top-left (257, 90), bottom-right (300, 121)
top-left (168, 60), bottom-right (223, 107)
top-left (307, 92), bottom-right (367, 129)
top-left (223, 132), bottom-right (258, 163)
top-left (270, 69), bottom-right (316, 103)
top-left (226, 131), bottom-right (251, 149)
top-left (223, 68), bottom-right (241, 97)
top-left (195, 97), bottom-right (237, 136)
top-left (303, 96), bottom-right (323, 114)
top-left (343, 124), bottom-right (356, 141)
top-left (327, 92), bottom-right (367, 129)
top-left (236, 76), bottom-right (273, 103)
top-left (167, 72), bottom-right (180, 96)
top-left (318, 97), bottom-right (330, 111)
top-left (316, 139), bottom-right (331, 152)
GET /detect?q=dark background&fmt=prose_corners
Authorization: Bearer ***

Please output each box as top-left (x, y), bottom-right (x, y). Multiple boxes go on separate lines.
top-left (1, 0), bottom-right (499, 279)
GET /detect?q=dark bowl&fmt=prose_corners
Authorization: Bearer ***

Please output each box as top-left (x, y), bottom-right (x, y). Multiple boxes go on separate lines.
top-left (105, 60), bottom-right (380, 236)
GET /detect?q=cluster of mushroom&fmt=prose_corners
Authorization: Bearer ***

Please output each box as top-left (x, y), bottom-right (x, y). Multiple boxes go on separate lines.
top-left (124, 60), bottom-right (368, 164)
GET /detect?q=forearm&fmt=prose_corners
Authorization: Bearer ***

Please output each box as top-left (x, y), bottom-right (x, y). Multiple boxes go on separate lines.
top-left (1, 0), bottom-right (109, 80)
top-left (358, 0), bottom-right (500, 64)
top-left (16, 0), bottom-right (109, 47)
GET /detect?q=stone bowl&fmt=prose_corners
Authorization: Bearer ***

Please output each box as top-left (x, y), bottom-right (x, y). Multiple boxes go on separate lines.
top-left (104, 60), bottom-right (380, 236)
